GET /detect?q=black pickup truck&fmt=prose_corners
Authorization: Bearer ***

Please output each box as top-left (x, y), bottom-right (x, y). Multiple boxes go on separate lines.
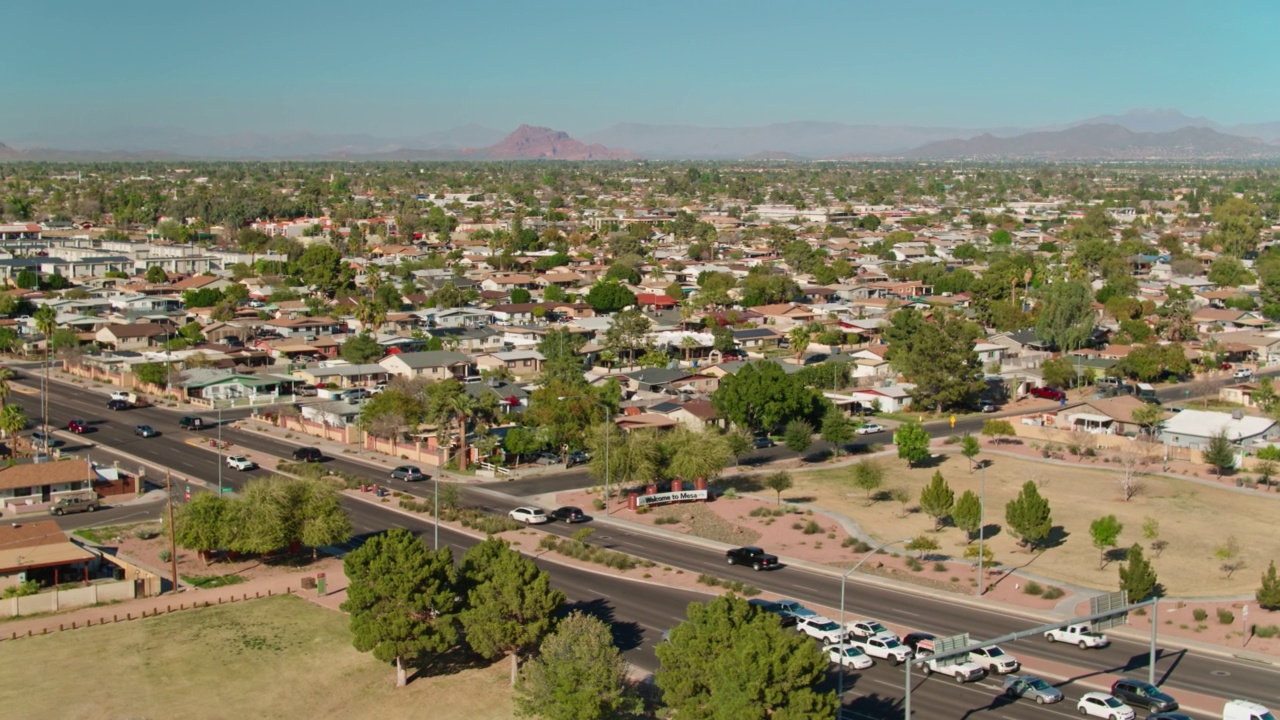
top-left (178, 416), bottom-right (205, 431)
top-left (725, 546), bottom-right (780, 571)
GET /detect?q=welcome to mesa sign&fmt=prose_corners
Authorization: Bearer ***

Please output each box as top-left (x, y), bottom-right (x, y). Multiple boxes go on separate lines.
top-left (633, 489), bottom-right (708, 508)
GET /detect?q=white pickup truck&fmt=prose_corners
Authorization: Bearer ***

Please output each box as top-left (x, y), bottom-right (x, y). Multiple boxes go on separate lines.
top-left (919, 653), bottom-right (987, 683)
top-left (1044, 623), bottom-right (1110, 649)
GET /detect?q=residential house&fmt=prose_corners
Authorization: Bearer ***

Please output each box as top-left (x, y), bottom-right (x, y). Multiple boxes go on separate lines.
top-left (294, 363), bottom-right (389, 389)
top-left (263, 316), bottom-right (345, 338)
top-left (94, 323), bottom-right (169, 350)
top-left (732, 327), bottom-right (783, 351)
top-left (300, 400), bottom-right (363, 428)
top-left (379, 351), bottom-right (476, 381)
top-left (848, 384), bottom-right (915, 413)
top-left (465, 379), bottom-right (529, 415)
top-left (1159, 409), bottom-right (1279, 450)
top-left (1047, 396), bottom-right (1155, 436)
top-left (1192, 308), bottom-right (1266, 333)
top-left (0, 519), bottom-right (98, 592)
top-left (0, 459), bottom-right (96, 512)
top-left (474, 350), bottom-right (545, 379)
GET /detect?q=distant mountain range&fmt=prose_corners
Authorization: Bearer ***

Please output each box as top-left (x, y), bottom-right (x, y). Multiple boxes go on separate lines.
top-left (5, 109), bottom-right (1280, 161)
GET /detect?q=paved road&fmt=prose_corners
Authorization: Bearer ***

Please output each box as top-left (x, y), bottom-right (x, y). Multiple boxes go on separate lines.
top-left (14, 376), bottom-right (1280, 716)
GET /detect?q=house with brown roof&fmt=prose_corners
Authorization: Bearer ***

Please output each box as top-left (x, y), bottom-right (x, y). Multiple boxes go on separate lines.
top-left (0, 460), bottom-right (96, 513)
top-left (170, 275), bottom-right (237, 293)
top-left (94, 323), bottom-right (169, 350)
top-left (1192, 308), bottom-right (1265, 332)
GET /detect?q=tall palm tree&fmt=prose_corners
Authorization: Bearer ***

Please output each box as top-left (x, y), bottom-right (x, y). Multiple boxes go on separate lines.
top-left (428, 380), bottom-right (476, 471)
top-left (789, 326), bottom-right (811, 363)
top-left (33, 305), bottom-right (57, 443)
top-left (0, 403), bottom-right (26, 440)
top-left (354, 298), bottom-right (386, 334)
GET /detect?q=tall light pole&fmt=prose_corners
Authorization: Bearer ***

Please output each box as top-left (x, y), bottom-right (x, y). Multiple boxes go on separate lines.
top-left (434, 447), bottom-right (443, 550)
top-left (836, 537), bottom-right (912, 717)
top-left (560, 394), bottom-right (612, 513)
top-left (216, 399), bottom-right (224, 496)
top-left (977, 460), bottom-right (987, 597)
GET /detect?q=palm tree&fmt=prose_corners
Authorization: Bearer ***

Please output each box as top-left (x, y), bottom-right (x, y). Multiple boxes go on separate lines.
top-left (680, 335), bottom-right (699, 363)
top-left (0, 403), bottom-right (26, 440)
top-left (33, 305), bottom-right (57, 443)
top-left (789, 326), bottom-right (811, 363)
top-left (354, 298), bottom-right (386, 334)
top-left (430, 380), bottom-right (476, 471)
top-left (0, 366), bottom-right (14, 404)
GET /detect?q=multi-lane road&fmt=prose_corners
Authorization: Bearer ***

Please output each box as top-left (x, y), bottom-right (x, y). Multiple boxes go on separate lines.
top-left (9, 372), bottom-right (1280, 717)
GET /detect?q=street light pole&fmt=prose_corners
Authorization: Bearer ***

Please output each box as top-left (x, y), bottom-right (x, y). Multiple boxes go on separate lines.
top-left (216, 400), bottom-right (223, 496)
top-left (434, 447), bottom-right (443, 550)
top-left (978, 461), bottom-right (986, 597)
top-left (836, 537), bottom-right (912, 719)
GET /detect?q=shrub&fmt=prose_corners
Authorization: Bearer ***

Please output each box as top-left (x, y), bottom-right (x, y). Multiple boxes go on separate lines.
top-left (158, 549), bottom-right (172, 562)
top-left (134, 526), bottom-right (160, 540)
top-left (791, 521), bottom-right (804, 531)
top-left (1068, 444), bottom-right (1080, 456)
top-left (802, 520), bottom-right (823, 535)
top-left (1254, 624), bottom-right (1280, 638)
top-left (933, 562), bottom-right (947, 572)
top-left (636, 506), bottom-right (651, 515)
top-left (905, 557), bottom-right (923, 571)
top-left (944, 435), bottom-right (959, 445)
top-left (654, 516), bottom-right (679, 525)
top-left (697, 574), bottom-right (721, 587)
top-left (2, 580), bottom-right (40, 598)
top-left (749, 507), bottom-right (768, 517)
top-left (1023, 581), bottom-right (1044, 596)
top-left (1192, 608), bottom-right (1208, 622)
top-left (1083, 447), bottom-right (1096, 457)
top-left (1217, 608), bottom-right (1235, 624)
top-left (722, 488), bottom-right (739, 500)
top-left (592, 498), bottom-right (605, 511)
top-left (1042, 586), bottom-right (1065, 600)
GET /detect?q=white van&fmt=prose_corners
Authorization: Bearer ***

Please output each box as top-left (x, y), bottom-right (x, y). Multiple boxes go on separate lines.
top-left (1224, 699), bottom-right (1277, 720)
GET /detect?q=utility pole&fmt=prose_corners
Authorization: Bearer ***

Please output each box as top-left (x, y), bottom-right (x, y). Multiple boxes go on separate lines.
top-left (165, 470), bottom-right (178, 594)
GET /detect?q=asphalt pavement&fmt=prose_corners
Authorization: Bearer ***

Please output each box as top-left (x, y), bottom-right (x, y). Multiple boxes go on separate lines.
top-left (11, 372), bottom-right (1280, 717)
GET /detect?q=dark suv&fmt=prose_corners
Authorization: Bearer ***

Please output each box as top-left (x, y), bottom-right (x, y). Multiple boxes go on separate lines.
top-left (1110, 679), bottom-right (1178, 713)
top-left (292, 447), bottom-right (323, 462)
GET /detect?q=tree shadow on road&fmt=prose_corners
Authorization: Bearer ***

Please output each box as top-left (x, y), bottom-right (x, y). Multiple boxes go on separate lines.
top-left (560, 596), bottom-right (643, 652)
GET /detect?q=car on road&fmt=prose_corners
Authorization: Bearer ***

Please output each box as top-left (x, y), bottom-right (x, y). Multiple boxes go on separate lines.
top-left (855, 423), bottom-right (885, 435)
top-left (110, 391), bottom-right (131, 401)
top-left (1222, 700), bottom-right (1276, 720)
top-left (66, 419), bottom-right (89, 433)
top-left (851, 635), bottom-right (912, 664)
top-left (107, 399), bottom-right (131, 410)
top-left (48, 495), bottom-right (100, 516)
top-left (796, 616), bottom-right (846, 644)
top-left (508, 506), bottom-right (549, 524)
top-left (747, 599), bottom-right (798, 627)
top-left (550, 506), bottom-right (587, 523)
top-left (1147, 715), bottom-right (1195, 720)
top-left (567, 450), bottom-right (590, 466)
top-left (824, 643), bottom-right (874, 670)
top-left (968, 644), bottom-right (1019, 674)
top-left (178, 416), bottom-right (205, 431)
top-left (389, 465), bottom-right (426, 481)
top-left (1235, 367), bottom-right (1254, 379)
top-left (919, 652), bottom-right (986, 683)
top-left (771, 599), bottom-right (815, 622)
top-left (1109, 679), bottom-right (1178, 713)
top-left (845, 619), bottom-right (897, 642)
top-left (226, 455), bottom-right (257, 471)
top-left (725, 546), bottom-right (779, 570)
top-left (1077, 692), bottom-right (1135, 720)
top-left (902, 632), bottom-right (937, 652)
top-left (1002, 675), bottom-right (1063, 704)
top-left (292, 447), bottom-right (322, 462)
top-left (134, 424), bottom-right (157, 438)
top-left (1044, 623), bottom-right (1109, 649)
top-left (753, 435), bottom-right (775, 448)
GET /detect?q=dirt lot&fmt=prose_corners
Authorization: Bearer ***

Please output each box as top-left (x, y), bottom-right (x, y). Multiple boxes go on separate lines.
top-left (0, 595), bottom-right (516, 720)
top-left (787, 446), bottom-right (1280, 598)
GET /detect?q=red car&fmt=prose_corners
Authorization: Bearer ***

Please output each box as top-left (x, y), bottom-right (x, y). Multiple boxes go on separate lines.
top-left (67, 419), bottom-right (89, 433)
top-left (1029, 387), bottom-right (1066, 401)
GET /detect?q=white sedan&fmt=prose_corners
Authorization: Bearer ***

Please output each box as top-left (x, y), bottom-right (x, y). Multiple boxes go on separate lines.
top-left (1077, 692), bottom-right (1135, 720)
top-left (824, 643), bottom-right (874, 670)
top-left (855, 423), bottom-right (885, 435)
top-left (508, 506), bottom-right (550, 524)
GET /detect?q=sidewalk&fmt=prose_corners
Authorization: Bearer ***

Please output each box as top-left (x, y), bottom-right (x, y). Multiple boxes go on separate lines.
top-left (0, 559), bottom-right (349, 643)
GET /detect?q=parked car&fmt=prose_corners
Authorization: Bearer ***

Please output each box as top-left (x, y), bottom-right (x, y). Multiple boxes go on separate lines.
top-left (1076, 692), bottom-right (1135, 720)
top-left (226, 455), bottom-right (257, 471)
top-left (30, 431), bottom-right (55, 448)
top-left (294, 385), bottom-right (318, 397)
top-left (48, 495), bottom-right (100, 516)
top-left (107, 399), bottom-right (131, 410)
top-left (1002, 675), bottom-right (1063, 704)
top-left (845, 619), bottom-right (897, 642)
top-left (968, 645), bottom-right (1019, 674)
top-left (567, 450), bottom-right (590, 466)
top-left (508, 506), bottom-right (549, 524)
top-left (66, 419), bottom-right (89, 433)
top-left (855, 423), bottom-right (885, 435)
top-left (1045, 623), bottom-right (1109, 649)
top-left (772, 600), bottom-right (816, 622)
top-left (1146, 715), bottom-right (1195, 720)
top-left (753, 435), bottom-right (775, 449)
top-left (852, 635), bottom-right (912, 665)
top-left (902, 632), bottom-right (937, 652)
top-left (1222, 700), bottom-right (1276, 720)
top-left (824, 643), bottom-right (874, 670)
top-left (533, 453), bottom-right (560, 466)
top-left (747, 599), bottom-right (798, 627)
top-left (725, 546), bottom-right (779, 570)
top-left (796, 616), bottom-right (846, 645)
top-left (178, 416), bottom-right (205, 431)
top-left (1235, 367), bottom-right (1254, 379)
top-left (550, 506), bottom-right (587, 523)
top-left (343, 388), bottom-right (370, 402)
top-left (979, 401), bottom-right (997, 413)
top-left (134, 424), bottom-right (157, 438)
top-left (292, 447), bottom-right (323, 462)
top-left (1110, 679), bottom-right (1178, 713)
top-left (1030, 386), bottom-right (1066, 401)
top-left (389, 465), bottom-right (426, 481)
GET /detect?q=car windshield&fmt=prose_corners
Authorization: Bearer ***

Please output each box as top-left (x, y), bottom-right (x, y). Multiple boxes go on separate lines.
top-left (881, 639), bottom-right (902, 648)
top-left (985, 647), bottom-right (1005, 656)
top-left (1259, 712), bottom-right (1278, 720)
top-left (864, 622), bottom-right (887, 634)
top-left (1103, 697), bottom-right (1123, 708)
top-left (1028, 679), bottom-right (1050, 691)
top-left (813, 621), bottom-right (839, 631)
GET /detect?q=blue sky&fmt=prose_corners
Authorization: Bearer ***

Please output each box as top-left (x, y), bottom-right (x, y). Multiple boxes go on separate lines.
top-left (4, 0), bottom-right (1278, 143)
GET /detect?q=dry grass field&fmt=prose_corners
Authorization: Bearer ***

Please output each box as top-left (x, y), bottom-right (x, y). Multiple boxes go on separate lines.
top-left (790, 450), bottom-right (1280, 597)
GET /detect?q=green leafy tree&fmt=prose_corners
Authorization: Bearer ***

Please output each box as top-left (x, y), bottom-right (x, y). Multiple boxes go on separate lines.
top-left (1207, 197), bottom-right (1263, 257)
top-left (145, 265), bottom-right (168, 284)
top-left (1112, 343), bottom-right (1191, 381)
top-left (585, 424), bottom-right (661, 492)
top-left (1118, 543), bottom-right (1158, 602)
top-left (1256, 561), bottom-right (1280, 611)
top-left (602, 308), bottom-right (653, 365)
top-left (341, 528), bottom-right (458, 688)
top-left (961, 435), bottom-right (981, 472)
top-left (894, 421), bottom-right (931, 468)
top-left (666, 428), bottom-right (732, 482)
top-left (459, 538), bottom-right (565, 686)
top-left (711, 360), bottom-right (823, 433)
top-left (918, 471), bottom-right (954, 530)
top-left (173, 493), bottom-right (231, 565)
top-left (724, 426), bottom-right (754, 467)
top-left (1041, 357), bottom-right (1078, 389)
top-left (509, 288), bottom-right (531, 304)
top-left (134, 362), bottom-right (169, 387)
top-left (883, 307), bottom-right (984, 411)
top-left (1005, 481), bottom-right (1053, 550)
top-left (340, 333), bottom-right (383, 364)
top-left (782, 418), bottom-right (813, 460)
top-left (788, 325), bottom-right (811, 362)
top-left (1130, 403), bottom-right (1164, 436)
top-left (952, 489), bottom-right (982, 542)
top-left (584, 281), bottom-right (636, 314)
top-left (655, 594), bottom-right (836, 720)
top-left (763, 471), bottom-right (793, 505)
top-left (1090, 515), bottom-right (1124, 569)
top-left (504, 426), bottom-right (544, 465)
top-left (1208, 256), bottom-right (1255, 287)
top-left (224, 476), bottom-right (351, 557)
top-left (1202, 430), bottom-right (1235, 476)
top-left (820, 407), bottom-right (852, 456)
top-left (981, 419), bottom-right (1016, 444)
top-left (514, 611), bottom-right (640, 720)
top-left (1035, 280), bottom-right (1095, 351)
top-left (850, 460), bottom-right (884, 504)
top-left (296, 243), bottom-right (350, 296)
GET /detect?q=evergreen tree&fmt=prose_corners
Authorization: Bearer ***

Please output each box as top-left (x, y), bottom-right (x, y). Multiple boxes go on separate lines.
top-left (918, 471), bottom-right (955, 530)
top-left (1005, 481), bottom-right (1053, 550)
top-left (782, 418), bottom-right (813, 459)
top-left (514, 611), bottom-right (640, 720)
top-left (820, 407), bottom-right (852, 456)
top-left (952, 489), bottom-right (982, 542)
top-left (1118, 543), bottom-right (1159, 602)
top-left (1256, 560), bottom-right (1280, 611)
top-left (1202, 430), bottom-right (1235, 476)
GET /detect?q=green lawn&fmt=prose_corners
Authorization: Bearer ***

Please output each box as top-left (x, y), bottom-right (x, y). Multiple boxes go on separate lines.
top-left (0, 595), bottom-right (516, 720)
